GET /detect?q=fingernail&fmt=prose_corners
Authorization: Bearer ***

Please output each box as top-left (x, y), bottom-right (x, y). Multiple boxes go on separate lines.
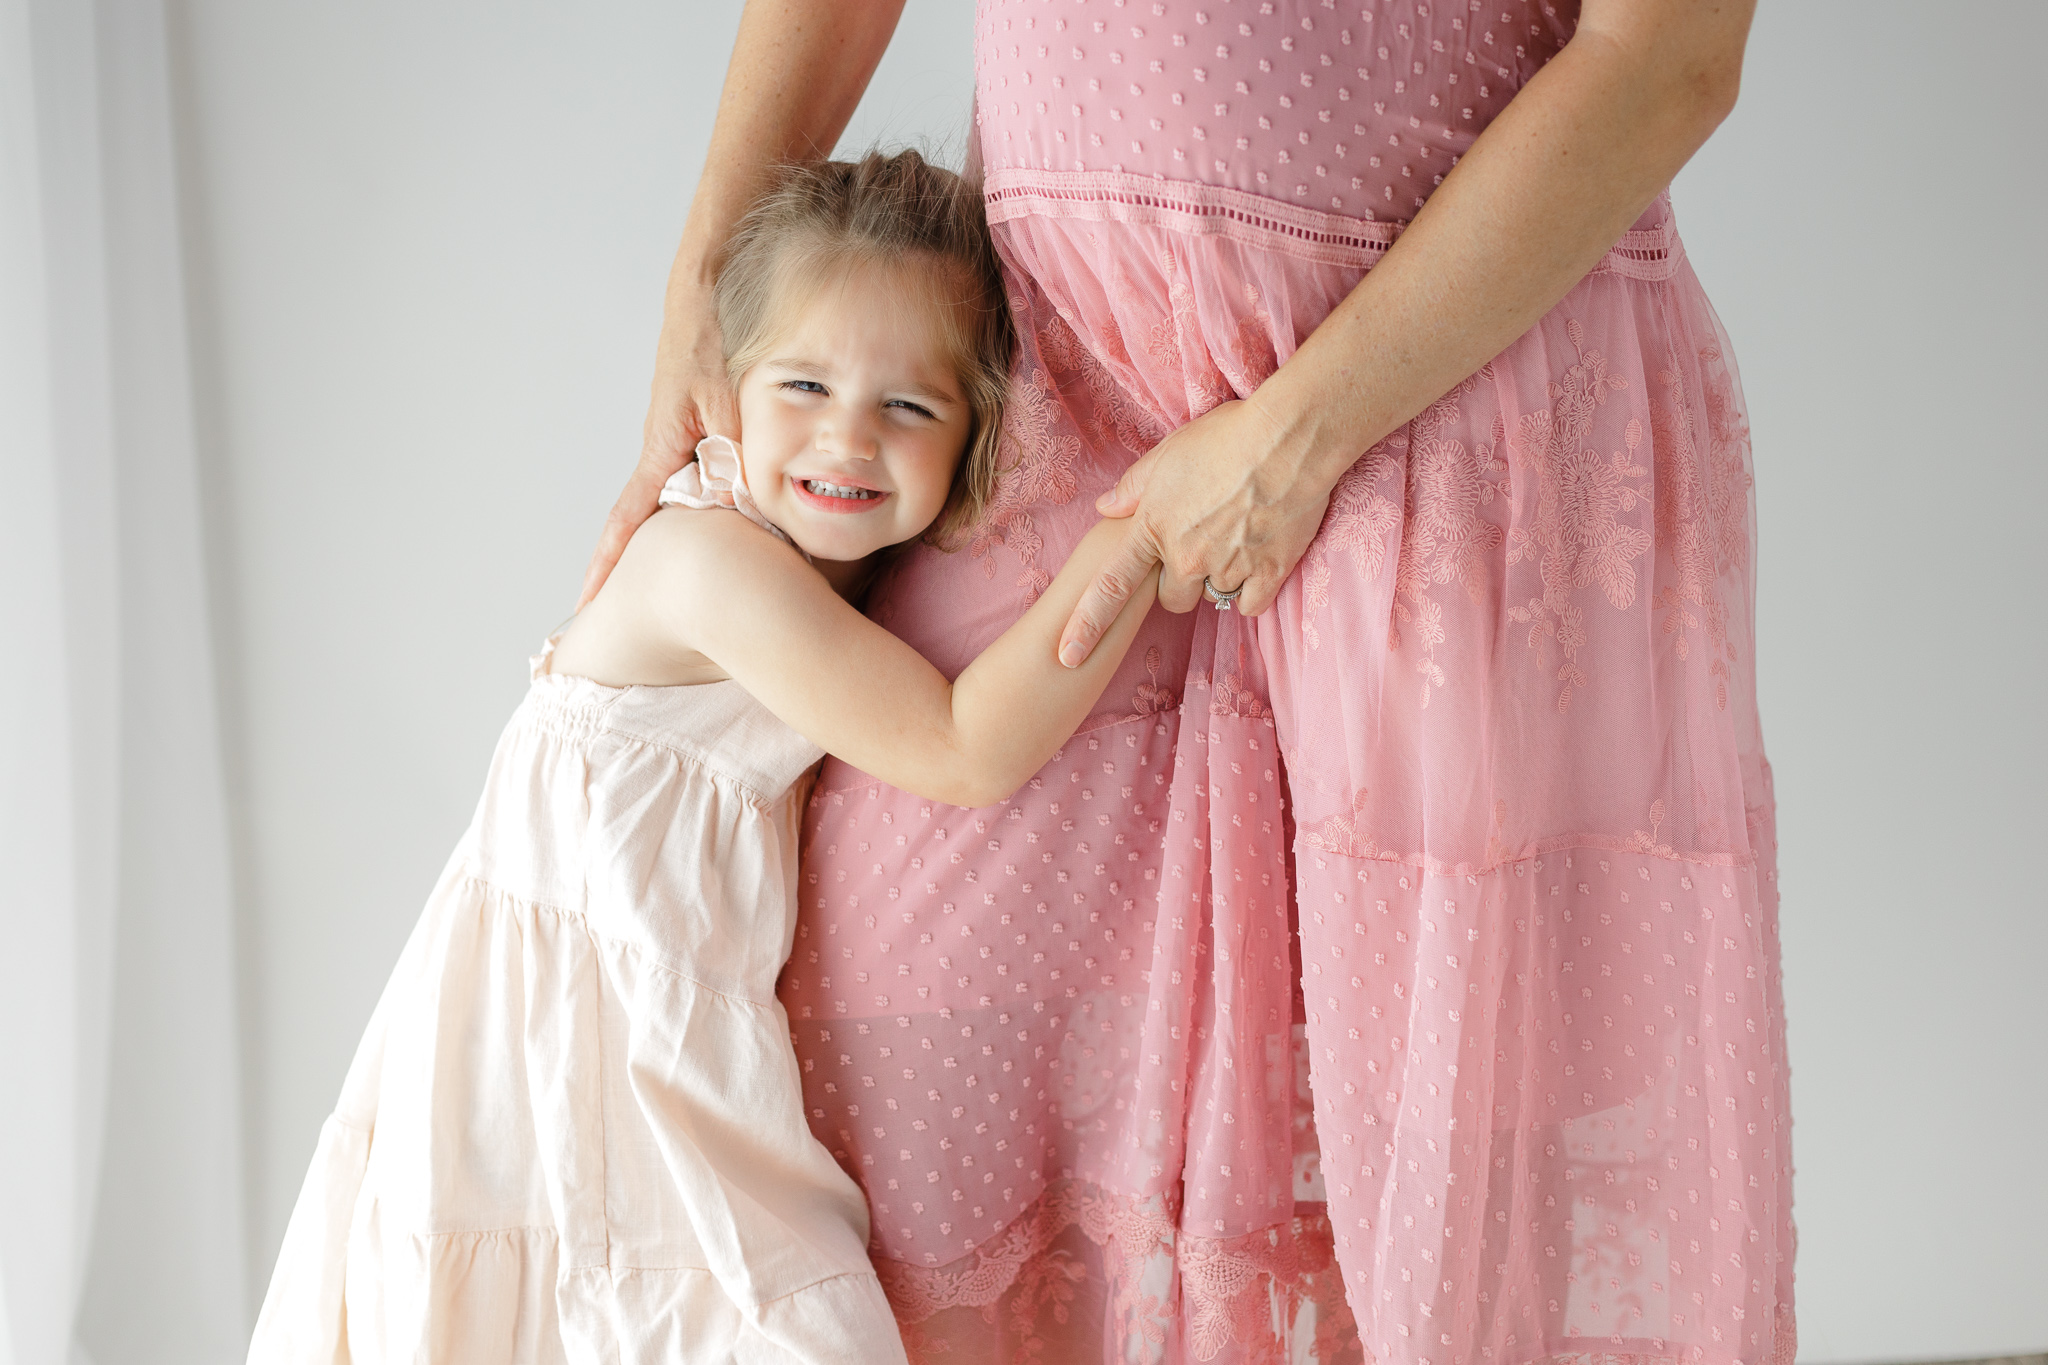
top-left (1060, 642), bottom-right (1085, 668)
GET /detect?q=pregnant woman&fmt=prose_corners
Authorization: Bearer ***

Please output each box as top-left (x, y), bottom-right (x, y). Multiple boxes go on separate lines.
top-left (584, 1), bottom-right (1791, 1360)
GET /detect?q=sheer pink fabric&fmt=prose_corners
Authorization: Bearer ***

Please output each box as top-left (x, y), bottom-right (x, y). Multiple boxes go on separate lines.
top-left (780, 3), bottom-right (1794, 1361)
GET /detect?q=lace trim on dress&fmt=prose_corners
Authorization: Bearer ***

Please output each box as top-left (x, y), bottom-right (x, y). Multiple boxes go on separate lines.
top-left (874, 1181), bottom-right (1352, 1362)
top-left (985, 169), bottom-right (1684, 281)
top-left (988, 168), bottom-right (1401, 268)
top-left (877, 1179), bottom-right (1792, 1365)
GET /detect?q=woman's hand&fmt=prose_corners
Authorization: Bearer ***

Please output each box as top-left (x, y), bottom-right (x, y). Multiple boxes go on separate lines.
top-left (577, 279), bottom-right (736, 610)
top-left (1057, 397), bottom-right (1333, 667)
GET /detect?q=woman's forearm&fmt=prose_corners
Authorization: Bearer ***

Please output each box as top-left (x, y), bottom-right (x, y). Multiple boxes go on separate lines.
top-left (1254, 0), bottom-right (1754, 491)
top-left (660, 0), bottom-right (906, 311)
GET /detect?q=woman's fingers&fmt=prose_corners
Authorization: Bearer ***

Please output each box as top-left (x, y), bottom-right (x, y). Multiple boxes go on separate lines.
top-left (1059, 526), bottom-right (1164, 667)
top-left (1230, 489), bottom-right (1331, 617)
top-left (580, 358), bottom-right (738, 609)
top-left (1230, 570), bottom-right (1283, 618)
top-left (1156, 559), bottom-right (1213, 615)
top-left (581, 300), bottom-right (737, 609)
top-left (578, 452), bottom-right (683, 609)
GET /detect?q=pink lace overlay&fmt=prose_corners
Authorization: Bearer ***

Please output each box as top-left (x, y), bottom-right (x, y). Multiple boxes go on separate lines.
top-left (777, 3), bottom-right (1792, 1360)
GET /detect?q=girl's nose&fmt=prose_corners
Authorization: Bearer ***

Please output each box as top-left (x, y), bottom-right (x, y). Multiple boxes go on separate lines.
top-left (816, 411), bottom-right (880, 461)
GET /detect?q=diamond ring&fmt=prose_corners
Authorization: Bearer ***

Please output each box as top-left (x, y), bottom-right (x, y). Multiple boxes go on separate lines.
top-left (1202, 577), bottom-right (1245, 611)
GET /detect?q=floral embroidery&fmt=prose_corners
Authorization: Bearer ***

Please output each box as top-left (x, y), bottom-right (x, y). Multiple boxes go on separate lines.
top-left (1161, 247), bottom-right (1237, 417)
top-left (1299, 320), bottom-right (1742, 717)
top-left (1628, 798), bottom-right (1676, 859)
top-left (1179, 1216), bottom-right (1351, 1363)
top-left (1091, 266), bottom-right (1176, 455)
top-left (1299, 787), bottom-right (1384, 859)
top-left (1649, 345), bottom-right (1751, 711)
top-left (1199, 636), bottom-right (1276, 720)
top-left (1219, 280), bottom-right (1280, 397)
top-left (1299, 367), bottom-right (1508, 709)
top-left (1390, 374), bottom-right (1510, 705)
top-left (1208, 672), bottom-right (1274, 721)
top-left (1299, 441), bottom-right (1400, 651)
top-left (968, 363), bottom-right (1081, 599)
top-left (1506, 319), bottom-right (1648, 712)
top-left (1007, 1248), bottom-right (1085, 1363)
top-left (1129, 645), bottom-right (1180, 717)
top-left (1032, 299), bottom-right (1086, 374)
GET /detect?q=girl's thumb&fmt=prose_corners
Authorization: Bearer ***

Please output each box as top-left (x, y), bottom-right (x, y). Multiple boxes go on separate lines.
top-left (1095, 457), bottom-right (1152, 516)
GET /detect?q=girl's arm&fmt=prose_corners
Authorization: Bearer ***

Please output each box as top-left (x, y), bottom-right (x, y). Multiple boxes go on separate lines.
top-left (611, 512), bottom-right (1158, 809)
top-left (578, 0), bottom-right (907, 609)
top-left (1054, 0), bottom-right (1757, 661)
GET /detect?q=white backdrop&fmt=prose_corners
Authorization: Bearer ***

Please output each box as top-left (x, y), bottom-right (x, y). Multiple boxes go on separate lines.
top-left (5, 2), bottom-right (246, 1364)
top-left (58, 1), bottom-right (2048, 1360)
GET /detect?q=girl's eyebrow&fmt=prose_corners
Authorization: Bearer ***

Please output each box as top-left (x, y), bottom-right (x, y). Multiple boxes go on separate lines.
top-left (893, 380), bottom-right (961, 406)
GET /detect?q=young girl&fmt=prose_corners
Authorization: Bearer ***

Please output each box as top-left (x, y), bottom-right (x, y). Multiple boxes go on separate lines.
top-left (247, 152), bottom-right (1158, 1365)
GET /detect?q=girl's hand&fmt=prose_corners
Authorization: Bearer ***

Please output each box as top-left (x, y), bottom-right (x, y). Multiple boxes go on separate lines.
top-left (577, 280), bottom-right (738, 610)
top-left (1058, 397), bottom-right (1332, 667)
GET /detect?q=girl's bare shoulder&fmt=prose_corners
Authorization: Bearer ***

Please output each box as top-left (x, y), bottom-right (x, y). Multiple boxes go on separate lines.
top-left (548, 507), bottom-right (810, 687)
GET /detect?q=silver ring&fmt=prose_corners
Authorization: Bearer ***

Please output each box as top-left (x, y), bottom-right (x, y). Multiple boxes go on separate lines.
top-left (1202, 577), bottom-right (1245, 611)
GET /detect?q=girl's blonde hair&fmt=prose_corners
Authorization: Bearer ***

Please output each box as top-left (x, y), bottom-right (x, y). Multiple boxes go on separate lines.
top-left (715, 150), bottom-right (1014, 548)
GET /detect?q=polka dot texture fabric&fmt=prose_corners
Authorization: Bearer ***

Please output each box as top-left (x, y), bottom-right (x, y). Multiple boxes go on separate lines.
top-left (779, 3), bottom-right (1795, 1361)
top-left (976, 0), bottom-right (1572, 217)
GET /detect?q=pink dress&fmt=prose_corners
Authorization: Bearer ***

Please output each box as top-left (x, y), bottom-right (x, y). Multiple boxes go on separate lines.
top-left (782, 3), bottom-right (1794, 1362)
top-left (250, 448), bottom-right (907, 1364)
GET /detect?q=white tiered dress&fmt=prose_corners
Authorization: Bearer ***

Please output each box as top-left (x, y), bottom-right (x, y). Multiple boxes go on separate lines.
top-left (249, 445), bottom-right (906, 1364)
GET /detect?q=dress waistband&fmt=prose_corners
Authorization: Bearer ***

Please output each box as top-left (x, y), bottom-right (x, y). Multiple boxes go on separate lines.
top-left (985, 168), bottom-right (1682, 282)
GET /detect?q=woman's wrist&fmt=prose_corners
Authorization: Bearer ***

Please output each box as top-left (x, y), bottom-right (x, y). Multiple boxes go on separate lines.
top-left (664, 224), bottom-right (723, 309)
top-left (1247, 361), bottom-right (1384, 501)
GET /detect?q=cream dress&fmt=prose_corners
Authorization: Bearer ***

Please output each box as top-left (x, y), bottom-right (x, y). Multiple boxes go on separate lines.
top-left (250, 446), bottom-right (906, 1364)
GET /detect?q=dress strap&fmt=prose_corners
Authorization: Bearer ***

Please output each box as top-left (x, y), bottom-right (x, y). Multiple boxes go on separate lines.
top-left (658, 434), bottom-right (803, 554)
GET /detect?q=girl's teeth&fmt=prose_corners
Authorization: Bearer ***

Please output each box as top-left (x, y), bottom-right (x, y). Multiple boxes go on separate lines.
top-left (807, 480), bottom-right (878, 499)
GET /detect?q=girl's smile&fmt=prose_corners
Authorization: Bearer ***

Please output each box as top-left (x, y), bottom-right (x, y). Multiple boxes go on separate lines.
top-left (791, 473), bottom-right (889, 512)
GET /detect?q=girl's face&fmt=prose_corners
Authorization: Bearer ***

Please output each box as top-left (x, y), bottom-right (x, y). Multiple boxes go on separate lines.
top-left (735, 260), bottom-right (973, 567)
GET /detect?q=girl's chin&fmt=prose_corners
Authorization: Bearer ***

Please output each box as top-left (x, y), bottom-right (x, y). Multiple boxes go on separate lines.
top-left (787, 529), bottom-right (895, 564)
top-left (782, 508), bottom-right (928, 562)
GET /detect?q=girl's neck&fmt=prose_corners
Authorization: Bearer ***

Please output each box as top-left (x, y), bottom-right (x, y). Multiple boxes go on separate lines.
top-left (815, 554), bottom-right (880, 601)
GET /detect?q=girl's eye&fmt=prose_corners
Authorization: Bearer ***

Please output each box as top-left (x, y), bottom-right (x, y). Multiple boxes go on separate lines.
top-left (887, 399), bottom-right (938, 419)
top-left (778, 380), bottom-right (827, 396)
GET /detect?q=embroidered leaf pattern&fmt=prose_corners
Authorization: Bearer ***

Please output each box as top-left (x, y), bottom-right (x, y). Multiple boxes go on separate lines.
top-left (1503, 321), bottom-right (1645, 710)
top-left (969, 362), bottom-right (1081, 600)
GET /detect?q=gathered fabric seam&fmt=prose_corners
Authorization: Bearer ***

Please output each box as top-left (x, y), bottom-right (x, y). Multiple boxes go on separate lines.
top-left (454, 873), bottom-right (779, 1010)
top-left (985, 167), bottom-right (1682, 280)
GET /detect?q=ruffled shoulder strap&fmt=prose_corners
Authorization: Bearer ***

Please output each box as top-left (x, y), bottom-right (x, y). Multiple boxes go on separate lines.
top-left (657, 434), bottom-right (801, 554)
